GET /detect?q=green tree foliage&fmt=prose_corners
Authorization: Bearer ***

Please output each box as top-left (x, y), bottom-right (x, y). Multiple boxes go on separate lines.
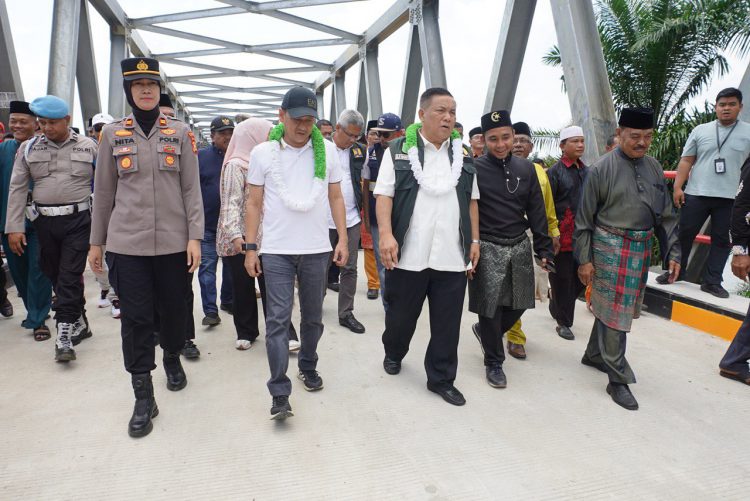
top-left (543, 0), bottom-right (750, 166)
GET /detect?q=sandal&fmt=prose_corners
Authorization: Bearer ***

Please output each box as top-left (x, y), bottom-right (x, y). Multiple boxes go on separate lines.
top-left (34, 325), bottom-right (51, 341)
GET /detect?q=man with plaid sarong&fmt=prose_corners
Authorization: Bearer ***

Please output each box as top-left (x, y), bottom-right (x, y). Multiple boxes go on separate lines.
top-left (574, 107), bottom-right (680, 411)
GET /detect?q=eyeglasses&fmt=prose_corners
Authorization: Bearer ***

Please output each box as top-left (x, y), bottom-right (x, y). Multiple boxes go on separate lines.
top-left (513, 137), bottom-right (531, 145)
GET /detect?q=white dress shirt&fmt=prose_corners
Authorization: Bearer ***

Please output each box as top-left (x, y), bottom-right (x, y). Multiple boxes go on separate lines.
top-left (374, 132), bottom-right (479, 272)
top-left (327, 144), bottom-right (362, 229)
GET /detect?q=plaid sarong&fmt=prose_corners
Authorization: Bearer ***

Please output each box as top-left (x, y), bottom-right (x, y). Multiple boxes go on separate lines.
top-left (590, 225), bottom-right (653, 332)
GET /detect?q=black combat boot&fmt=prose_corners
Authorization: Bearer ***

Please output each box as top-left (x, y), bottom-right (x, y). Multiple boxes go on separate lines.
top-left (129, 373), bottom-right (158, 438)
top-left (163, 351), bottom-right (187, 391)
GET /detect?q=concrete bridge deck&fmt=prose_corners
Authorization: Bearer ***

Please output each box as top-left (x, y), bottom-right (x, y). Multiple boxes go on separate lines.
top-left (1, 257), bottom-right (748, 500)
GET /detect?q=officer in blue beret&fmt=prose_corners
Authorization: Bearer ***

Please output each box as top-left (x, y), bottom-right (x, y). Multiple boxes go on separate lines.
top-left (5, 95), bottom-right (96, 363)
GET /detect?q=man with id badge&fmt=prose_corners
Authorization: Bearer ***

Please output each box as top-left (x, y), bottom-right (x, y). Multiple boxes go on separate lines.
top-left (665, 88), bottom-right (750, 298)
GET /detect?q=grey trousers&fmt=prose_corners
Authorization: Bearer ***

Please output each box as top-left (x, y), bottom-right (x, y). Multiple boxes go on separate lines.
top-left (584, 318), bottom-right (636, 384)
top-left (328, 223), bottom-right (361, 318)
top-left (262, 252), bottom-right (329, 397)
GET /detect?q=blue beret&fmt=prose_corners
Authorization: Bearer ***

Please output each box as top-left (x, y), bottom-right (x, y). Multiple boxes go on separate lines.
top-left (29, 95), bottom-right (69, 119)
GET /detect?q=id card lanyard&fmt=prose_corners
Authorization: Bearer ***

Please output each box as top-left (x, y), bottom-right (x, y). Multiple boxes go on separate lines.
top-left (714, 121), bottom-right (738, 174)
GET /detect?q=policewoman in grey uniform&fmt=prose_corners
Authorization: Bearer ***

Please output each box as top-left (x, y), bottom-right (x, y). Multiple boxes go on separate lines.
top-left (89, 58), bottom-right (204, 438)
top-left (6, 95), bottom-right (95, 363)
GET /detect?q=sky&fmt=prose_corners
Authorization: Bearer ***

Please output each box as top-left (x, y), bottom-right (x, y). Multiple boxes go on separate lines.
top-left (6, 0), bottom-right (750, 144)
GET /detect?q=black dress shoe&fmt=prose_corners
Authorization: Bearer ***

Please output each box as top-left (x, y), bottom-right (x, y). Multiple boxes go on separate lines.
top-left (163, 352), bottom-right (187, 391)
top-left (220, 303), bottom-right (234, 315)
top-left (427, 383), bottom-right (466, 406)
top-left (367, 289), bottom-right (379, 300)
top-left (327, 282), bottom-right (340, 293)
top-left (655, 271), bottom-right (671, 284)
top-left (180, 340), bottom-right (200, 359)
top-left (0, 298), bottom-right (13, 317)
top-left (339, 313), bottom-right (365, 334)
top-left (383, 356), bottom-right (401, 375)
top-left (556, 325), bottom-right (575, 340)
top-left (701, 283), bottom-right (730, 299)
top-left (606, 383), bottom-right (639, 410)
top-left (581, 355), bottom-right (607, 373)
top-left (486, 364), bottom-right (507, 388)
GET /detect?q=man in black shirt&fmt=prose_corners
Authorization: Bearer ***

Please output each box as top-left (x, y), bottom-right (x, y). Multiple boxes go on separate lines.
top-left (469, 110), bottom-right (554, 388)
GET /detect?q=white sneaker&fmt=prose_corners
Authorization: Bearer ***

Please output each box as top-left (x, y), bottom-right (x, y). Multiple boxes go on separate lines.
top-left (235, 339), bottom-right (253, 350)
top-left (97, 290), bottom-right (111, 308)
top-left (288, 339), bottom-right (301, 353)
top-left (111, 299), bottom-right (121, 319)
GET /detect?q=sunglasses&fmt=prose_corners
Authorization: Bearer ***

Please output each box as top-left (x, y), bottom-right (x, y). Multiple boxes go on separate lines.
top-left (377, 131), bottom-right (393, 139)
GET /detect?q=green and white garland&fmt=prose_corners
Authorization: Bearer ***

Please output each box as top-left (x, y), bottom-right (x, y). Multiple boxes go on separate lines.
top-left (403, 123), bottom-right (463, 196)
top-left (267, 123), bottom-right (327, 212)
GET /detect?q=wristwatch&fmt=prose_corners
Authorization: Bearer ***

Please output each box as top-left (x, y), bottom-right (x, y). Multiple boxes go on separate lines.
top-left (241, 243), bottom-right (258, 252)
top-left (731, 245), bottom-right (748, 256)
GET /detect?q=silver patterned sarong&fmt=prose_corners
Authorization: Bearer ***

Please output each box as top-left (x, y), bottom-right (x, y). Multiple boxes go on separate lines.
top-left (468, 233), bottom-right (535, 317)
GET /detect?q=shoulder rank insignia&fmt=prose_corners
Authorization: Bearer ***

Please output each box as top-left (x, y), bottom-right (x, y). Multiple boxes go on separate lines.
top-left (124, 118), bottom-right (134, 128)
top-left (462, 146), bottom-right (470, 157)
top-left (159, 117), bottom-right (168, 127)
top-left (161, 128), bottom-right (176, 136)
top-left (115, 129), bottom-right (133, 137)
top-left (187, 131), bottom-right (197, 154)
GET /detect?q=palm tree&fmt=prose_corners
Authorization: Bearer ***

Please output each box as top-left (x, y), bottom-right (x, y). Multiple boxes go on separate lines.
top-left (544, 0), bottom-right (750, 133)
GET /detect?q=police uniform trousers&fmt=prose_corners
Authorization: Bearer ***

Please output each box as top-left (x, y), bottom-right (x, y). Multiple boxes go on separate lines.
top-left (548, 251), bottom-right (584, 328)
top-left (2, 229), bottom-right (52, 329)
top-left (33, 210), bottom-right (89, 324)
top-left (584, 318), bottom-right (636, 384)
top-left (186, 271), bottom-right (196, 341)
top-left (382, 267), bottom-right (467, 389)
top-left (107, 252), bottom-right (189, 375)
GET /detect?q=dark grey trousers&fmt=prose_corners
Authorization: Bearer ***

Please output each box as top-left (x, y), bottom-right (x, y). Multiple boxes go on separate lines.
top-left (584, 318), bottom-right (636, 384)
top-left (327, 223), bottom-right (361, 318)
top-left (720, 302), bottom-right (750, 371)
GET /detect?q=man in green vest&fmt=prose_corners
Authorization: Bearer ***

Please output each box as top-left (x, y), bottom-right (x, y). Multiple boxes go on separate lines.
top-left (375, 87), bottom-right (480, 406)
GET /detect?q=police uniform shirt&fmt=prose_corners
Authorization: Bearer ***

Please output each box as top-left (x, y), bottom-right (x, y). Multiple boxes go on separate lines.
top-left (5, 130), bottom-right (97, 233)
top-left (90, 114), bottom-right (204, 256)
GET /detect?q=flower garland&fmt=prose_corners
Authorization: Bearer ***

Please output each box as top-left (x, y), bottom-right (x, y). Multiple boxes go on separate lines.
top-left (402, 123), bottom-right (464, 196)
top-left (267, 123), bottom-right (327, 212)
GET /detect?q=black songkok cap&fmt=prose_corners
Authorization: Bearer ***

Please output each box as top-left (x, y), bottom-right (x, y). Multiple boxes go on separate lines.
top-left (159, 93), bottom-right (174, 109)
top-left (9, 100), bottom-right (34, 116)
top-left (618, 107), bottom-right (655, 130)
top-left (366, 119), bottom-right (378, 132)
top-left (481, 109), bottom-right (512, 133)
top-left (513, 121), bottom-right (532, 137)
top-left (468, 126), bottom-right (482, 138)
top-left (121, 57), bottom-right (161, 82)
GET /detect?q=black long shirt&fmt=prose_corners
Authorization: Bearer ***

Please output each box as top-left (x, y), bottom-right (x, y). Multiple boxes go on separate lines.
top-left (474, 153), bottom-right (553, 260)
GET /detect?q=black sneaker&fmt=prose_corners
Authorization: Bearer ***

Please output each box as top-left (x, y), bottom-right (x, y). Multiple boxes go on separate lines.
top-left (297, 370), bottom-right (324, 391)
top-left (367, 289), bottom-right (379, 300)
top-left (54, 322), bottom-right (76, 362)
top-left (270, 395), bottom-right (293, 420)
top-left (486, 364), bottom-right (507, 388)
top-left (700, 283), bottom-right (730, 299)
top-left (202, 313), bottom-right (221, 326)
top-left (181, 340), bottom-right (201, 359)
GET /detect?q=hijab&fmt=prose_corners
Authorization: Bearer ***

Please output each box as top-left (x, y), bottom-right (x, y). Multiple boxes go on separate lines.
top-left (223, 117), bottom-right (273, 168)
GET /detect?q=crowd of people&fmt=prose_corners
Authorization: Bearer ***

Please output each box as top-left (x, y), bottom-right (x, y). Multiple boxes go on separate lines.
top-left (1, 56), bottom-right (750, 439)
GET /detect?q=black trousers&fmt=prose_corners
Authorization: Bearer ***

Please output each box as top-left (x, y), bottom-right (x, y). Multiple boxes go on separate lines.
top-left (478, 307), bottom-right (525, 366)
top-left (186, 271), bottom-right (196, 340)
top-left (548, 251), bottom-right (583, 328)
top-left (107, 252), bottom-right (189, 375)
top-left (0, 252), bottom-right (7, 305)
top-left (258, 256), bottom-right (298, 341)
top-left (382, 268), bottom-right (467, 389)
top-left (226, 253), bottom-right (260, 341)
top-left (33, 211), bottom-right (89, 324)
top-left (678, 194), bottom-right (732, 285)
top-left (720, 301), bottom-right (750, 371)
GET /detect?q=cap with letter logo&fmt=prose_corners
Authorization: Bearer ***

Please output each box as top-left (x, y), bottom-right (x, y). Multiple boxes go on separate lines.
top-left (280, 86), bottom-right (318, 119)
top-left (371, 113), bottom-right (402, 132)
